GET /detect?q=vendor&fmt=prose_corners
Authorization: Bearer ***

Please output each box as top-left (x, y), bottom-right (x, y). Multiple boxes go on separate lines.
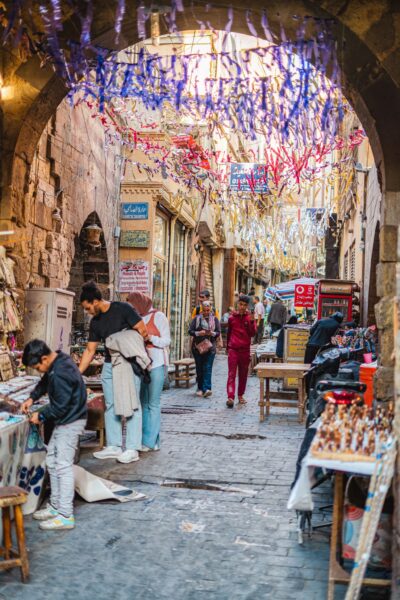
top-left (304, 312), bottom-right (343, 364)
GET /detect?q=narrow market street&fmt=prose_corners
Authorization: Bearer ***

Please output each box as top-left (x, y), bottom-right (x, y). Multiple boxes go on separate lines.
top-left (2, 355), bottom-right (333, 600)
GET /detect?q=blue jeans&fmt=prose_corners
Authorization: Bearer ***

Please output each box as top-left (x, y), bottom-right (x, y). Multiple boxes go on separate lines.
top-left (101, 362), bottom-right (142, 450)
top-left (193, 350), bottom-right (215, 392)
top-left (140, 365), bottom-right (164, 449)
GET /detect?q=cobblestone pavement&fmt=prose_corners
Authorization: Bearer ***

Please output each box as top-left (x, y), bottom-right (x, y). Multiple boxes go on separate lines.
top-left (1, 355), bottom-right (374, 600)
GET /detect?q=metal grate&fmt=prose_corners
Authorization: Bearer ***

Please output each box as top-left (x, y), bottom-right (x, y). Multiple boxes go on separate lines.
top-left (56, 306), bottom-right (68, 319)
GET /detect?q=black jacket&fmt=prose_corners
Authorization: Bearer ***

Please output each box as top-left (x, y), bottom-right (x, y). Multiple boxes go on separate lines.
top-left (308, 317), bottom-right (341, 347)
top-left (30, 352), bottom-right (87, 425)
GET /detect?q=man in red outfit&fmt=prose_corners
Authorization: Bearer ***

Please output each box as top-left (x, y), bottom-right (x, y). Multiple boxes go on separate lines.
top-left (226, 295), bottom-right (257, 408)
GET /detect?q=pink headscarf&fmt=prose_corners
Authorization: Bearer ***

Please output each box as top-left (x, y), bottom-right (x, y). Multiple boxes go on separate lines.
top-left (128, 292), bottom-right (153, 316)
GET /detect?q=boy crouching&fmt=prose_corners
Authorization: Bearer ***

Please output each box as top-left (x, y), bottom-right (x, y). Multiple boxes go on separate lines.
top-left (22, 339), bottom-right (87, 530)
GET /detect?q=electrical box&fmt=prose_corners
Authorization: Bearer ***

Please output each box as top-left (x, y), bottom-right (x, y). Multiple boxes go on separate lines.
top-left (24, 288), bottom-right (75, 353)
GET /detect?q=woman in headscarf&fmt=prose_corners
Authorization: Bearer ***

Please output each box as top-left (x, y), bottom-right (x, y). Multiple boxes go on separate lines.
top-left (128, 292), bottom-right (171, 452)
top-left (189, 301), bottom-right (221, 398)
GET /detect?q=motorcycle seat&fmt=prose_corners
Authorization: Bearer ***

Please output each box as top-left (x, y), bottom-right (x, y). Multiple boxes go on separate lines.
top-left (315, 379), bottom-right (367, 393)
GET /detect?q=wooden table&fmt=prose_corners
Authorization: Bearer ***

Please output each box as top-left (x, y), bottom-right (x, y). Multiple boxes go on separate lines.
top-left (254, 362), bottom-right (310, 423)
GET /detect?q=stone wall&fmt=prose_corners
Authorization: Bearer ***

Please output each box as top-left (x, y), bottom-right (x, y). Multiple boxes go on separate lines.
top-left (14, 101), bottom-right (122, 295)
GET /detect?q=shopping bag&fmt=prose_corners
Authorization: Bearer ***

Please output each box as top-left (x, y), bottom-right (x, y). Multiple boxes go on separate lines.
top-left (287, 462), bottom-right (314, 512)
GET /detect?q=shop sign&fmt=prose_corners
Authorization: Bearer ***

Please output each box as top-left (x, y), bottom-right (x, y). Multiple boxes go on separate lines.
top-left (119, 260), bottom-right (150, 294)
top-left (294, 284), bottom-right (315, 308)
top-left (119, 230), bottom-right (150, 248)
top-left (320, 281), bottom-right (353, 295)
top-left (229, 163), bottom-right (269, 193)
top-left (120, 202), bottom-right (149, 220)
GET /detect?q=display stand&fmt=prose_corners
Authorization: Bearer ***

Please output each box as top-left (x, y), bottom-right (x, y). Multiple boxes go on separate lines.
top-left (327, 472), bottom-right (390, 599)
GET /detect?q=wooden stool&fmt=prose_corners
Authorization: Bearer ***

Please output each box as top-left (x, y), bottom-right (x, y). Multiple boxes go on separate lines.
top-left (0, 486), bottom-right (29, 582)
top-left (173, 358), bottom-right (196, 388)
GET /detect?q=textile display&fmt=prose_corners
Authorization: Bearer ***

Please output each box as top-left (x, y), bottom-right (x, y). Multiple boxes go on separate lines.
top-left (18, 425), bottom-right (47, 514)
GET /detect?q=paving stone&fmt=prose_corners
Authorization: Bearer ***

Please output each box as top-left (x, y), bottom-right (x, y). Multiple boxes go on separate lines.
top-left (1, 355), bottom-right (382, 599)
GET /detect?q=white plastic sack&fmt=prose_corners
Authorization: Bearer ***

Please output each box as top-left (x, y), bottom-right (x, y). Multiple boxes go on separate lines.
top-left (287, 463), bottom-right (314, 511)
top-left (73, 465), bottom-right (146, 503)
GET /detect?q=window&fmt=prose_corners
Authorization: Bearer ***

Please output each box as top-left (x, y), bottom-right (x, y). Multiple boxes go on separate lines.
top-left (350, 242), bottom-right (356, 281)
top-left (344, 251), bottom-right (349, 280)
top-left (152, 213), bottom-right (169, 313)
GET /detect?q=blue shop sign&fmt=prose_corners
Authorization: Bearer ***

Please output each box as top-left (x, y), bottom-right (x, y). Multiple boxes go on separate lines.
top-left (120, 202), bottom-right (149, 220)
top-left (229, 163), bottom-right (269, 193)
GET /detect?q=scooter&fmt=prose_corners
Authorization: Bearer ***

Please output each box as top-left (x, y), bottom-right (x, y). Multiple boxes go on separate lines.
top-left (305, 345), bottom-right (365, 428)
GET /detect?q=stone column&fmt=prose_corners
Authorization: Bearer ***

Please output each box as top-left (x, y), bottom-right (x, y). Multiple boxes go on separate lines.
top-left (375, 191), bottom-right (400, 595)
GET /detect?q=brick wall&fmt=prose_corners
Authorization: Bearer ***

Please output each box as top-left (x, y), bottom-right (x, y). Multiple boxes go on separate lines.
top-left (18, 101), bottom-right (121, 294)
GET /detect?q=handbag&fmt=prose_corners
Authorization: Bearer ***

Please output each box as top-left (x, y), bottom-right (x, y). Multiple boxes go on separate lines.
top-left (196, 338), bottom-right (213, 354)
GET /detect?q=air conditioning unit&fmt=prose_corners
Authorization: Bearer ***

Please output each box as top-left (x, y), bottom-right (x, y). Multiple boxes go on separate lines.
top-left (24, 288), bottom-right (75, 353)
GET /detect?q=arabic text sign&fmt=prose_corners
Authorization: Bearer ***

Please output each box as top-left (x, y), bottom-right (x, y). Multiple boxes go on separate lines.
top-left (120, 202), bottom-right (149, 220)
top-left (229, 163), bottom-right (269, 193)
top-left (294, 284), bottom-right (315, 308)
top-left (119, 230), bottom-right (150, 248)
top-left (119, 260), bottom-right (150, 294)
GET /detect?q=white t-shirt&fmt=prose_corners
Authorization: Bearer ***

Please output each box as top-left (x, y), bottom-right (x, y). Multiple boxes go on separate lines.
top-left (254, 301), bottom-right (265, 319)
top-left (143, 311), bottom-right (171, 369)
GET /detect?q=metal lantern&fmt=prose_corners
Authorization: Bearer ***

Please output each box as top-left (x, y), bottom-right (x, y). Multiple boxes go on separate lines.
top-left (85, 223), bottom-right (103, 247)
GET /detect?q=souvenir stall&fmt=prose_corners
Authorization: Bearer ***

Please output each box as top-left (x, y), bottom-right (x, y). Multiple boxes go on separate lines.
top-left (0, 246), bottom-right (48, 514)
top-left (288, 401), bottom-right (394, 598)
top-left (71, 346), bottom-right (106, 448)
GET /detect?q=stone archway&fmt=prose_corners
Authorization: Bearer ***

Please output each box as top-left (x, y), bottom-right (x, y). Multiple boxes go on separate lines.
top-left (1, 0), bottom-right (400, 590)
top-left (68, 211), bottom-right (110, 337)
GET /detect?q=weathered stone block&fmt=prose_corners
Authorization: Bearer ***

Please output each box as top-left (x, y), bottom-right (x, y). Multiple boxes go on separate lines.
top-left (382, 191), bottom-right (400, 227)
top-left (379, 225), bottom-right (397, 261)
top-left (375, 296), bottom-right (395, 329)
top-left (376, 262), bottom-right (397, 297)
top-left (374, 366), bottom-right (394, 402)
top-left (379, 328), bottom-right (395, 367)
top-left (33, 202), bottom-right (53, 230)
top-left (45, 232), bottom-right (57, 250)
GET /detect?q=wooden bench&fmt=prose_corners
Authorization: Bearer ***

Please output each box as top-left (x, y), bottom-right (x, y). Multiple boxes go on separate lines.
top-left (0, 486), bottom-right (29, 582)
top-left (172, 358), bottom-right (196, 388)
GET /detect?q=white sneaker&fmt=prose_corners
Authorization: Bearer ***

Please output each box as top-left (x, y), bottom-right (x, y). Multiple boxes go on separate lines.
top-left (117, 449), bottom-right (139, 464)
top-left (203, 390), bottom-right (212, 398)
top-left (33, 504), bottom-right (59, 521)
top-left (195, 391), bottom-right (203, 397)
top-left (39, 515), bottom-right (75, 530)
top-left (140, 444), bottom-right (160, 452)
top-left (93, 446), bottom-right (122, 459)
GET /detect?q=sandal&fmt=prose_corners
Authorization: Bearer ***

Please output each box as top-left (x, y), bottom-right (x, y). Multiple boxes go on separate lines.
top-left (238, 397), bottom-right (247, 405)
top-left (226, 398), bottom-right (234, 409)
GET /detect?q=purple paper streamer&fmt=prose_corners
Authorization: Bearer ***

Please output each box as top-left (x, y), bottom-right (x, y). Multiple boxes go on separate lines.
top-left (261, 10), bottom-right (274, 43)
top-left (115, 0), bottom-right (126, 43)
top-left (175, 0), bottom-right (184, 11)
top-left (137, 2), bottom-right (146, 39)
top-left (245, 11), bottom-right (258, 38)
top-left (80, 0), bottom-right (93, 46)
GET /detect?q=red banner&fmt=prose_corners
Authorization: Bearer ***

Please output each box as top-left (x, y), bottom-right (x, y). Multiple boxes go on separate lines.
top-left (295, 284), bottom-right (315, 308)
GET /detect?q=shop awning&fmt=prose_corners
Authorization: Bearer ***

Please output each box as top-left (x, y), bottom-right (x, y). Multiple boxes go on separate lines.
top-left (266, 277), bottom-right (318, 301)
